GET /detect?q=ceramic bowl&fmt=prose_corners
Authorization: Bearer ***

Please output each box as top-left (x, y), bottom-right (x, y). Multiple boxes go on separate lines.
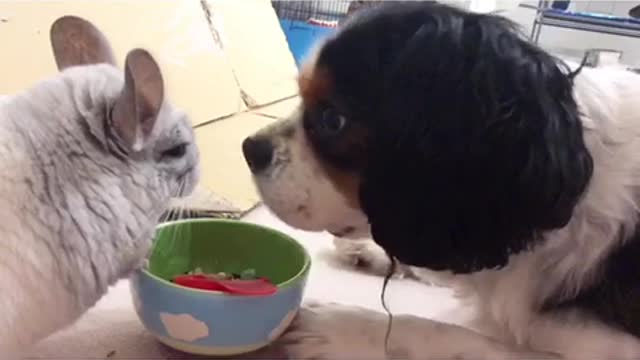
top-left (130, 218), bottom-right (311, 356)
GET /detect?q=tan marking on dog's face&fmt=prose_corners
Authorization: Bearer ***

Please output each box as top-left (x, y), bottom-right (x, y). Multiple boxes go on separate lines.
top-left (298, 59), bottom-right (370, 211)
top-left (298, 61), bottom-right (333, 108)
top-left (248, 114), bottom-right (369, 235)
top-left (245, 45), bottom-right (371, 238)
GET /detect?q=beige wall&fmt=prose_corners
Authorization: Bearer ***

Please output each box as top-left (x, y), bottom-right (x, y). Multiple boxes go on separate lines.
top-left (0, 0), bottom-right (300, 212)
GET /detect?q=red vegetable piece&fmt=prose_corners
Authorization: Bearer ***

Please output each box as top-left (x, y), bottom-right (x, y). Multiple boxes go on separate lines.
top-left (216, 278), bottom-right (278, 296)
top-left (173, 275), bottom-right (227, 291)
top-left (173, 275), bottom-right (277, 296)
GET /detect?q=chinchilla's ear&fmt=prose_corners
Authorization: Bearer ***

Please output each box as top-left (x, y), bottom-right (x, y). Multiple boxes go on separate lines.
top-left (50, 15), bottom-right (117, 70)
top-left (110, 49), bottom-right (164, 152)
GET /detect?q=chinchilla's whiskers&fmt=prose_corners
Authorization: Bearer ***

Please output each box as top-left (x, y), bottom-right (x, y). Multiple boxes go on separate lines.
top-left (159, 179), bottom-right (182, 224)
top-left (186, 208), bottom-right (193, 241)
top-left (168, 181), bottom-right (188, 245)
top-left (177, 178), bottom-right (187, 198)
top-left (168, 179), bottom-right (187, 219)
top-left (159, 208), bottom-right (172, 224)
top-left (171, 207), bottom-right (183, 245)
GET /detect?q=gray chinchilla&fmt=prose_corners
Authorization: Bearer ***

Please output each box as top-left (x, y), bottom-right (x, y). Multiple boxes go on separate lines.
top-left (0, 15), bottom-right (199, 356)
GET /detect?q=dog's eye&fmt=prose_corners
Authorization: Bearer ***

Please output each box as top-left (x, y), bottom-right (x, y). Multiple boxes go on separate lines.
top-left (318, 108), bottom-right (347, 134)
top-left (162, 144), bottom-right (188, 158)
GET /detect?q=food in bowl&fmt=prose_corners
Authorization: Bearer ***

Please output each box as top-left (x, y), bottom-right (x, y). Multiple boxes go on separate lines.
top-left (182, 267), bottom-right (260, 280)
top-left (172, 267), bottom-right (278, 296)
top-left (130, 218), bottom-right (310, 356)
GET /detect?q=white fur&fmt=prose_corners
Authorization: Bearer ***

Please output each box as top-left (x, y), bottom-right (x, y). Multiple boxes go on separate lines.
top-left (250, 116), bottom-right (370, 236)
top-left (253, 64), bottom-right (640, 359)
top-left (0, 23), bottom-right (198, 356)
top-left (0, 64), bottom-right (198, 357)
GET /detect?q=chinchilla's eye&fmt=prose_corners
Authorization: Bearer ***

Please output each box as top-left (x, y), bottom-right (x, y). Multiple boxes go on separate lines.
top-left (162, 143), bottom-right (187, 158)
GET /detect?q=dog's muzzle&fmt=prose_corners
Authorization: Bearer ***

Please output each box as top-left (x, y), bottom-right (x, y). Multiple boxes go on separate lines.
top-left (242, 135), bottom-right (274, 174)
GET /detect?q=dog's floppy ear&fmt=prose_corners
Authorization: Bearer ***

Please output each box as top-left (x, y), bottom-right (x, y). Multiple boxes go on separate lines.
top-left (359, 12), bottom-right (593, 273)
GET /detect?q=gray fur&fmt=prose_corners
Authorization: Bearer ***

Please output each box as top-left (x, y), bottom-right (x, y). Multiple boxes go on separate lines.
top-left (0, 23), bottom-right (199, 355)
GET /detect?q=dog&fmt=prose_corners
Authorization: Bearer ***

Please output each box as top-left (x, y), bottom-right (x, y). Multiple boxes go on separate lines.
top-left (243, 2), bottom-right (640, 359)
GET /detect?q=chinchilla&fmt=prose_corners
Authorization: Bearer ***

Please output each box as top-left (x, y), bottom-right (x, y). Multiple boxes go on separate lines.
top-left (0, 15), bottom-right (199, 356)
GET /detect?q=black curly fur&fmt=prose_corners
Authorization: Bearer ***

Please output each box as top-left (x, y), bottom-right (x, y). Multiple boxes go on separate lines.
top-left (313, 2), bottom-right (593, 273)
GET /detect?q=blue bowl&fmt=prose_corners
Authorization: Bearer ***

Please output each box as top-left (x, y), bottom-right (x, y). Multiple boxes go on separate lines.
top-left (129, 219), bottom-right (311, 356)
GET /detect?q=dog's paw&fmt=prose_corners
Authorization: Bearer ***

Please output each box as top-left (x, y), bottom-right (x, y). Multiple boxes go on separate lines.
top-left (332, 237), bottom-right (405, 278)
top-left (331, 237), bottom-right (450, 286)
top-left (279, 301), bottom-right (391, 360)
top-left (278, 301), bottom-right (560, 360)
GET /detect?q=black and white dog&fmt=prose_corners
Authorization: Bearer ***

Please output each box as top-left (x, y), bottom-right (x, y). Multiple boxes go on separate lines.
top-left (243, 2), bottom-right (640, 358)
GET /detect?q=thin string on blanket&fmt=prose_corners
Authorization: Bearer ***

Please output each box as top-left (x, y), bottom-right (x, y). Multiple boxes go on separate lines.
top-left (567, 51), bottom-right (588, 81)
top-left (381, 253), bottom-right (397, 359)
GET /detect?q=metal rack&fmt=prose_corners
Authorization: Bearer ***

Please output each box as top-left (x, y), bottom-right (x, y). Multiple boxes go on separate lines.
top-left (271, 1), bottom-right (350, 24)
top-left (270, 1), bottom-right (347, 66)
top-left (526, 1), bottom-right (640, 44)
top-left (270, 1), bottom-right (386, 66)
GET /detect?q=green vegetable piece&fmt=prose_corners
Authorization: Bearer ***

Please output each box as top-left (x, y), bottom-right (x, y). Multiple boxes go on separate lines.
top-left (187, 267), bottom-right (204, 275)
top-left (240, 268), bottom-right (257, 280)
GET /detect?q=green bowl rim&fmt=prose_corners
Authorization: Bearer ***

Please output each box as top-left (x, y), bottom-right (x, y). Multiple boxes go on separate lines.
top-left (139, 218), bottom-right (312, 296)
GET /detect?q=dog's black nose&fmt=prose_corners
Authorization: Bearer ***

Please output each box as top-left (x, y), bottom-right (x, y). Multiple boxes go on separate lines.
top-left (242, 136), bottom-right (274, 174)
